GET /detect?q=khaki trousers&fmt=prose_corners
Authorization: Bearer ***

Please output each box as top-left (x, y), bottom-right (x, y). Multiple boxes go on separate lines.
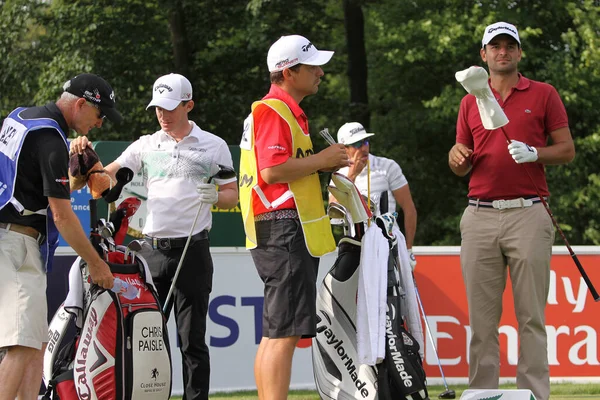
top-left (460, 203), bottom-right (554, 400)
top-left (0, 229), bottom-right (47, 349)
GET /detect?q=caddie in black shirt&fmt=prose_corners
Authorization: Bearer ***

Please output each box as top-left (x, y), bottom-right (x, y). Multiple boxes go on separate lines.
top-left (0, 73), bottom-right (120, 400)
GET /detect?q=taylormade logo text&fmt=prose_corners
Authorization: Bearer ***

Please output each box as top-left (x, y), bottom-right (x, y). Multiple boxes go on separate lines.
top-left (488, 25), bottom-right (517, 35)
top-left (316, 323), bottom-right (371, 398)
top-left (385, 305), bottom-right (414, 388)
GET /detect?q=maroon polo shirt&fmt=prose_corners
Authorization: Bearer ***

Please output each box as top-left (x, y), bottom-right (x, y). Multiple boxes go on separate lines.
top-left (456, 74), bottom-right (569, 199)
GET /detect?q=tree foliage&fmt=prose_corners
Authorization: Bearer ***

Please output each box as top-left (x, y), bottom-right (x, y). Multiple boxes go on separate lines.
top-left (1, 0), bottom-right (598, 245)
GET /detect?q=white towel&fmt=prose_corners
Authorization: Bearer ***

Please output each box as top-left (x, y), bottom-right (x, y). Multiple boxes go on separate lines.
top-left (357, 225), bottom-right (388, 365)
top-left (393, 226), bottom-right (425, 358)
top-left (64, 257), bottom-right (85, 328)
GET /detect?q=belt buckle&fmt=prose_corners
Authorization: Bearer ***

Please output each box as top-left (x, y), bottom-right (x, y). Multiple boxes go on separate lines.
top-left (492, 200), bottom-right (508, 210)
top-left (158, 238), bottom-right (171, 250)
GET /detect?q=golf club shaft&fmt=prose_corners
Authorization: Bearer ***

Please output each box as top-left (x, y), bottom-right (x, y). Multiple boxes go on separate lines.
top-left (500, 127), bottom-right (599, 301)
top-left (162, 200), bottom-right (205, 318)
top-left (412, 275), bottom-right (452, 391)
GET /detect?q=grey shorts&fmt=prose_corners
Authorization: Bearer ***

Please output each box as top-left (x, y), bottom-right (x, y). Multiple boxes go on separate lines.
top-left (250, 218), bottom-right (319, 339)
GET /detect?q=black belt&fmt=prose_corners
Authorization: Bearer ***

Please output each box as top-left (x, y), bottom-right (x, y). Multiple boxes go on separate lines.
top-left (145, 230), bottom-right (209, 250)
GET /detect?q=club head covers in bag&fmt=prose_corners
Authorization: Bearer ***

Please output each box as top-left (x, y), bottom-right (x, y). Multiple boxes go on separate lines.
top-left (329, 172), bottom-right (372, 224)
top-left (109, 197), bottom-right (142, 245)
top-left (68, 147), bottom-right (113, 198)
top-left (455, 66), bottom-right (509, 130)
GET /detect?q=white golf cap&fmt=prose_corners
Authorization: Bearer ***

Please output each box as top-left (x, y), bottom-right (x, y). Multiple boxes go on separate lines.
top-left (267, 35), bottom-right (334, 73)
top-left (146, 73), bottom-right (193, 111)
top-left (482, 22), bottom-right (520, 48)
top-left (337, 122), bottom-right (375, 145)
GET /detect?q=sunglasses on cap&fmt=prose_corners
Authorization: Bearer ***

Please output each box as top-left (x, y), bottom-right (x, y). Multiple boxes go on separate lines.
top-left (347, 139), bottom-right (370, 148)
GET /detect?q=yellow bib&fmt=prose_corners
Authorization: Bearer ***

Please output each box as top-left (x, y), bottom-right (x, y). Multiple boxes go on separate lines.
top-left (239, 99), bottom-right (335, 257)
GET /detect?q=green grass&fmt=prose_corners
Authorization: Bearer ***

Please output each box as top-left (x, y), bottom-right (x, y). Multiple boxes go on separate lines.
top-left (172, 383), bottom-right (600, 399)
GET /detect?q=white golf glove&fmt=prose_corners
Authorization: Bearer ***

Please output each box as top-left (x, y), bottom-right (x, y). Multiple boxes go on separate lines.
top-left (508, 140), bottom-right (538, 163)
top-left (407, 248), bottom-right (417, 271)
top-left (196, 182), bottom-right (219, 205)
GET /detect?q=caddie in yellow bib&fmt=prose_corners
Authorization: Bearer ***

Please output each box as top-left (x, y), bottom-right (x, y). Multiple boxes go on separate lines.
top-left (239, 98), bottom-right (335, 257)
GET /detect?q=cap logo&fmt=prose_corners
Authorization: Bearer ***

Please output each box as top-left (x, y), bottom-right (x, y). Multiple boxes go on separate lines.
top-left (301, 42), bottom-right (314, 52)
top-left (155, 83), bottom-right (173, 94)
top-left (83, 90), bottom-right (101, 103)
top-left (488, 25), bottom-right (517, 35)
top-left (275, 57), bottom-right (299, 69)
top-left (109, 91), bottom-right (115, 100)
top-left (349, 126), bottom-right (365, 135)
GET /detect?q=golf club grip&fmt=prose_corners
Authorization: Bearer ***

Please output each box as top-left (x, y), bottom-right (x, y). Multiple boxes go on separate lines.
top-left (571, 253), bottom-right (600, 301)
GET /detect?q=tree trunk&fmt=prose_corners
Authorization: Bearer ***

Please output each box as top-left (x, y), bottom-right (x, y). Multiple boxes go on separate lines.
top-left (167, 1), bottom-right (192, 77)
top-left (343, 0), bottom-right (370, 128)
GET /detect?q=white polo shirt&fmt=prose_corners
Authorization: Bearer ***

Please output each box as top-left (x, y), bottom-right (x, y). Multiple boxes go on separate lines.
top-left (333, 154), bottom-right (408, 215)
top-left (115, 122), bottom-right (236, 237)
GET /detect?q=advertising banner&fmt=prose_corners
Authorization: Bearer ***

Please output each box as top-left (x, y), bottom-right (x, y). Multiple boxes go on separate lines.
top-left (49, 246), bottom-right (600, 395)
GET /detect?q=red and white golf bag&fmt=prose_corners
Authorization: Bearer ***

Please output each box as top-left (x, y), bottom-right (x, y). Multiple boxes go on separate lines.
top-left (42, 247), bottom-right (172, 400)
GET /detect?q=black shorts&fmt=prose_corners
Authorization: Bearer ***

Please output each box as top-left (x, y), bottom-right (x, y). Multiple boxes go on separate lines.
top-left (250, 218), bottom-right (320, 339)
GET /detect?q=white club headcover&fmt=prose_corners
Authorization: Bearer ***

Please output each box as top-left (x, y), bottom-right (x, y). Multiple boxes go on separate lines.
top-left (329, 172), bottom-right (372, 225)
top-left (455, 66), bottom-right (509, 130)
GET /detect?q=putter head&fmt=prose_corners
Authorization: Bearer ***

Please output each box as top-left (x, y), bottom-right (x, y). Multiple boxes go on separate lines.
top-left (439, 389), bottom-right (456, 399)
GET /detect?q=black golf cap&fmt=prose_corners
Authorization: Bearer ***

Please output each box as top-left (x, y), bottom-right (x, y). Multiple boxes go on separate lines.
top-left (63, 73), bottom-right (123, 123)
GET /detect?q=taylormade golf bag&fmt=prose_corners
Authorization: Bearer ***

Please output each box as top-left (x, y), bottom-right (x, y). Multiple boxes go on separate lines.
top-left (312, 173), bottom-right (428, 400)
top-left (42, 194), bottom-right (172, 400)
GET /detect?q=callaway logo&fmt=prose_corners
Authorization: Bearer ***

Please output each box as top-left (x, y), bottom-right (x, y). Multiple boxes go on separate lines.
top-left (75, 307), bottom-right (98, 400)
top-left (155, 83), bottom-right (173, 94)
top-left (488, 25), bottom-right (517, 35)
top-left (301, 42), bottom-right (314, 52)
top-left (89, 342), bottom-right (108, 373)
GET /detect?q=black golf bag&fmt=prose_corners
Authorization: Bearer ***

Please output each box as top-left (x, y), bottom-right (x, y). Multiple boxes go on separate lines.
top-left (312, 173), bottom-right (428, 400)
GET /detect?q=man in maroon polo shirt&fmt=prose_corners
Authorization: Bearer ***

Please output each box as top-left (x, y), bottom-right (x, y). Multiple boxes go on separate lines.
top-left (448, 22), bottom-right (575, 400)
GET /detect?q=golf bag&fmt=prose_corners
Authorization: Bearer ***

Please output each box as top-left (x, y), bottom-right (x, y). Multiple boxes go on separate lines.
top-left (43, 249), bottom-right (172, 400)
top-left (313, 173), bottom-right (428, 400)
top-left (43, 192), bottom-right (172, 400)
